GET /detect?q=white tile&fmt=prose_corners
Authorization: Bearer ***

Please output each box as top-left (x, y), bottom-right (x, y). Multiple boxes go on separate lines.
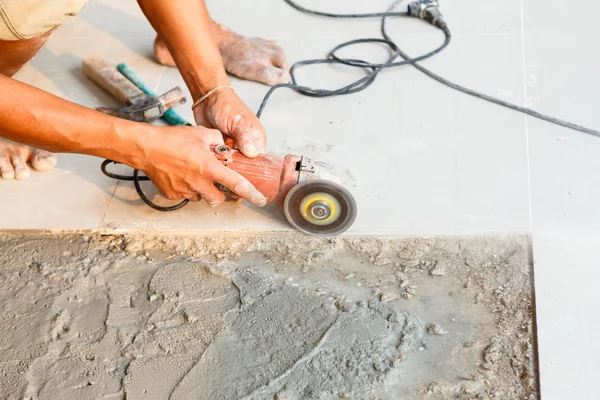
top-left (523, 0), bottom-right (600, 33)
top-left (101, 176), bottom-right (290, 232)
top-left (533, 232), bottom-right (600, 400)
top-left (525, 21), bottom-right (600, 400)
top-left (207, 0), bottom-right (522, 38)
top-left (102, 31), bottom-right (531, 234)
top-left (0, 155), bottom-right (114, 230)
top-left (6, 0), bottom-right (600, 396)
top-left (3, 0), bottom-right (532, 234)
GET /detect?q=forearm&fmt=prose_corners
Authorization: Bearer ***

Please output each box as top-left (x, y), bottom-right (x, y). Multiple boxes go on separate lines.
top-left (137, 0), bottom-right (228, 100)
top-left (0, 75), bottom-right (153, 169)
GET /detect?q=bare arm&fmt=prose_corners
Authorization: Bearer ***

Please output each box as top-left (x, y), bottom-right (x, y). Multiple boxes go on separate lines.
top-left (137, 0), bottom-right (268, 157)
top-left (137, 0), bottom-right (228, 99)
top-left (0, 75), bottom-right (266, 207)
top-left (0, 74), bottom-right (149, 164)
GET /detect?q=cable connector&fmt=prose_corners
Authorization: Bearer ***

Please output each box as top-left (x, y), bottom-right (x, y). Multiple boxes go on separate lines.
top-left (408, 0), bottom-right (447, 29)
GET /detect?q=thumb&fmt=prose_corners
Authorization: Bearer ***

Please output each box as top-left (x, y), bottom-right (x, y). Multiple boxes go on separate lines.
top-left (238, 138), bottom-right (259, 158)
top-left (234, 126), bottom-right (266, 158)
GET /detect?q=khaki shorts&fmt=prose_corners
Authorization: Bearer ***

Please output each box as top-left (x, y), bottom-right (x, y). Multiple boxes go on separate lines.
top-left (0, 0), bottom-right (88, 41)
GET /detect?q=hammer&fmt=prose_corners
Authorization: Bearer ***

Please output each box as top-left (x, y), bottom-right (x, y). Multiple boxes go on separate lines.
top-left (82, 55), bottom-right (186, 122)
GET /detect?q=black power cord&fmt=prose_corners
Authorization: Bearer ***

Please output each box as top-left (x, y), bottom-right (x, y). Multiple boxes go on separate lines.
top-left (258, 0), bottom-right (451, 117)
top-left (101, 159), bottom-right (189, 211)
top-left (102, 0), bottom-right (600, 212)
top-left (260, 0), bottom-right (600, 137)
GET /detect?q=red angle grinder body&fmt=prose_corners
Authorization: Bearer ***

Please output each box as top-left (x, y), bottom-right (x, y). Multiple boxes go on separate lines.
top-left (212, 145), bottom-right (357, 236)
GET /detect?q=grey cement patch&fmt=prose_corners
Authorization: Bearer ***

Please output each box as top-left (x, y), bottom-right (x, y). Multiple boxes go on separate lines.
top-left (0, 234), bottom-right (538, 399)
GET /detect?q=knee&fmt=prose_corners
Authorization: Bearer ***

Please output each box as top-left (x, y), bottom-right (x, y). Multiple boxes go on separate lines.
top-left (0, 0), bottom-right (88, 41)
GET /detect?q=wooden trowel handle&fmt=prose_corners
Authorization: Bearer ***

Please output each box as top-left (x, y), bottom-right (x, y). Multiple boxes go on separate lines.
top-left (82, 56), bottom-right (145, 105)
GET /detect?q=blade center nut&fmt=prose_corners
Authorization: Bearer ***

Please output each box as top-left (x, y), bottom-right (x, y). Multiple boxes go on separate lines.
top-left (309, 201), bottom-right (331, 220)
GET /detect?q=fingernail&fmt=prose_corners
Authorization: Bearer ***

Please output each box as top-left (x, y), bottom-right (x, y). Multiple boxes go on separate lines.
top-left (242, 144), bottom-right (258, 158)
top-left (254, 195), bottom-right (267, 207)
top-left (210, 200), bottom-right (220, 208)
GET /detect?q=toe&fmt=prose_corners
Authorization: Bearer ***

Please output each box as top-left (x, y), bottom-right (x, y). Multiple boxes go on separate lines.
top-left (269, 44), bottom-right (289, 70)
top-left (254, 63), bottom-right (291, 86)
top-left (10, 155), bottom-right (31, 180)
top-left (31, 150), bottom-right (57, 172)
top-left (0, 156), bottom-right (15, 180)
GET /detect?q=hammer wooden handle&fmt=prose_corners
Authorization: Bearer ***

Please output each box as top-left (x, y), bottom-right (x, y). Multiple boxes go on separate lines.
top-left (82, 56), bottom-right (145, 105)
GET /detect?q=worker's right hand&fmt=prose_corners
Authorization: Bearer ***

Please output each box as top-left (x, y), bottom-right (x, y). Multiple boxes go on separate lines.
top-left (193, 88), bottom-right (267, 158)
top-left (139, 125), bottom-right (267, 208)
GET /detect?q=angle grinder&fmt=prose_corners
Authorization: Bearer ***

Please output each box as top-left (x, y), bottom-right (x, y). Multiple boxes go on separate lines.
top-left (212, 145), bottom-right (357, 236)
top-left (89, 60), bottom-right (357, 235)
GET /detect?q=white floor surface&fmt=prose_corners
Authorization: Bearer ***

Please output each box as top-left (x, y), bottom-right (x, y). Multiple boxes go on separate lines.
top-left (2, 0), bottom-right (600, 398)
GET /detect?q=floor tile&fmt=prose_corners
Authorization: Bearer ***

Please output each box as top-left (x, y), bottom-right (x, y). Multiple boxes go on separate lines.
top-left (523, 0), bottom-right (600, 33)
top-left (104, 32), bottom-right (531, 234)
top-left (533, 232), bottom-right (600, 400)
top-left (0, 155), bottom-right (114, 230)
top-left (525, 27), bottom-right (600, 400)
top-left (2, 1), bottom-right (532, 234)
top-left (208, 0), bottom-right (522, 37)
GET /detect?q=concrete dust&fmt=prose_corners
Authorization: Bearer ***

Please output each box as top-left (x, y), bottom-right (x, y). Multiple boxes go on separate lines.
top-left (0, 234), bottom-right (538, 399)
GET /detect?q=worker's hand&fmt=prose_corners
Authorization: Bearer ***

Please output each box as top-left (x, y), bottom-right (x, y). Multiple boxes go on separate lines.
top-left (193, 89), bottom-right (266, 158)
top-left (140, 125), bottom-right (267, 207)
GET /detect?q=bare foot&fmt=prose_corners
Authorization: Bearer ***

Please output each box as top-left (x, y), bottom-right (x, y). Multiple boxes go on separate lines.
top-left (154, 23), bottom-right (290, 86)
top-left (0, 138), bottom-right (57, 180)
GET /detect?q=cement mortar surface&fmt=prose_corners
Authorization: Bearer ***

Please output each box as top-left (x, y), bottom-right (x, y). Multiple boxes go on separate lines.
top-left (0, 234), bottom-right (537, 399)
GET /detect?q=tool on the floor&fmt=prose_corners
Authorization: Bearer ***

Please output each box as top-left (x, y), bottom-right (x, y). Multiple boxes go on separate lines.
top-left (82, 56), bottom-right (186, 122)
top-left (116, 62), bottom-right (192, 126)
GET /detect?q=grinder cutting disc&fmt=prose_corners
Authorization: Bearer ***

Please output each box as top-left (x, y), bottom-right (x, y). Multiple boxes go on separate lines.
top-left (284, 180), bottom-right (357, 236)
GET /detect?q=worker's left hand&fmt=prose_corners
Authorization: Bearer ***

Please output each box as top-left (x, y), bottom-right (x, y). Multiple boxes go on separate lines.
top-left (193, 89), bottom-right (266, 158)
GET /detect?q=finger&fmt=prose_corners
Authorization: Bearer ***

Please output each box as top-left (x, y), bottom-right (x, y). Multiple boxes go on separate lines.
top-left (188, 194), bottom-right (202, 203)
top-left (181, 191), bottom-right (199, 201)
top-left (157, 187), bottom-right (181, 201)
top-left (200, 128), bottom-right (225, 146)
top-left (146, 174), bottom-right (184, 201)
top-left (0, 156), bottom-right (15, 180)
top-left (165, 192), bottom-right (182, 201)
top-left (236, 127), bottom-right (266, 157)
top-left (223, 136), bottom-right (237, 149)
top-left (10, 155), bottom-right (30, 180)
top-left (229, 117), bottom-right (267, 157)
top-left (193, 180), bottom-right (226, 208)
top-left (210, 162), bottom-right (267, 207)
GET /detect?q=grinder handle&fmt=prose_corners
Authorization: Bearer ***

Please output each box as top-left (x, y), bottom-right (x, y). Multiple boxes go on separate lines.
top-left (82, 56), bottom-right (145, 105)
top-left (212, 145), bottom-right (301, 208)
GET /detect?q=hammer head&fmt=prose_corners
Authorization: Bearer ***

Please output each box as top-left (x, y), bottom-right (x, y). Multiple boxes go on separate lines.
top-left (96, 87), bottom-right (186, 122)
